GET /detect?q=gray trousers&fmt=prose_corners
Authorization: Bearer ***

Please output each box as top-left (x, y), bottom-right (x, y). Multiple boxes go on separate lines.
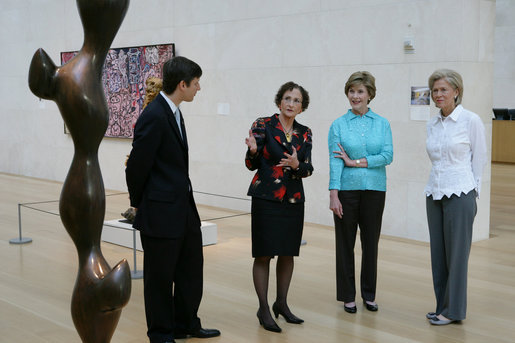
top-left (426, 190), bottom-right (477, 320)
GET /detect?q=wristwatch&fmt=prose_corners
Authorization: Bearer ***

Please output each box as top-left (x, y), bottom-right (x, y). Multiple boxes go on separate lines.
top-left (356, 159), bottom-right (360, 165)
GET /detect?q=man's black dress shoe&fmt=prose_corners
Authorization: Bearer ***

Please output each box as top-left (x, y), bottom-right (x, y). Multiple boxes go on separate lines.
top-left (174, 328), bottom-right (221, 339)
top-left (343, 304), bottom-right (357, 313)
top-left (363, 300), bottom-right (378, 312)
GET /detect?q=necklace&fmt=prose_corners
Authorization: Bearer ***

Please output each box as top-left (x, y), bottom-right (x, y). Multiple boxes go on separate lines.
top-left (279, 117), bottom-right (293, 141)
top-left (284, 125), bottom-right (293, 139)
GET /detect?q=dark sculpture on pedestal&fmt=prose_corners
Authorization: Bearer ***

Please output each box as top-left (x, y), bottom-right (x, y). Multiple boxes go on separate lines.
top-left (28, 0), bottom-right (131, 342)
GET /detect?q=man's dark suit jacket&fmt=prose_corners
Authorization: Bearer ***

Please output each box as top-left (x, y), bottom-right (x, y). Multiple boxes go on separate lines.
top-left (126, 93), bottom-right (200, 238)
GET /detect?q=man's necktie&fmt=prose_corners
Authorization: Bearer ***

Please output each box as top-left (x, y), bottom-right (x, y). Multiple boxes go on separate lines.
top-left (174, 109), bottom-right (183, 140)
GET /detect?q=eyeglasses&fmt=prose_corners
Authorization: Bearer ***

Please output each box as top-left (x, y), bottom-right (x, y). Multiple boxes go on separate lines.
top-left (282, 96), bottom-right (302, 105)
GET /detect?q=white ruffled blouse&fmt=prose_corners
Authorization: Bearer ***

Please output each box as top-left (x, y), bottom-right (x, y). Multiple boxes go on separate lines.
top-left (425, 105), bottom-right (487, 200)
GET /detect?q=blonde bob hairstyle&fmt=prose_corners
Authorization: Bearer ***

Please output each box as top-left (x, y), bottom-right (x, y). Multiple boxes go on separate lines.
top-left (344, 71), bottom-right (376, 104)
top-left (428, 69), bottom-right (463, 106)
top-left (143, 77), bottom-right (163, 109)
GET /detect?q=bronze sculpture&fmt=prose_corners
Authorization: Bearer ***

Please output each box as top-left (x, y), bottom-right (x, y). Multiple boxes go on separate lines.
top-left (28, 0), bottom-right (131, 341)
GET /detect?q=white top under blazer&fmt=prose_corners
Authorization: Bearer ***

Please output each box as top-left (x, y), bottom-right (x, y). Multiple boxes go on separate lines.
top-left (425, 105), bottom-right (487, 200)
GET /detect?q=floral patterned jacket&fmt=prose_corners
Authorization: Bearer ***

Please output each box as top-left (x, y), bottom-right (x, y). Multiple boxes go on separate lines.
top-left (246, 114), bottom-right (313, 203)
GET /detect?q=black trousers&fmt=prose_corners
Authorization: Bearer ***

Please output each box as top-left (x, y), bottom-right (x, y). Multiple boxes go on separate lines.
top-left (333, 190), bottom-right (385, 303)
top-left (140, 202), bottom-right (203, 343)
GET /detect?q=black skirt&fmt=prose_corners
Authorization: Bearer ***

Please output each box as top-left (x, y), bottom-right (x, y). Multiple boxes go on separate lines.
top-left (251, 197), bottom-right (304, 257)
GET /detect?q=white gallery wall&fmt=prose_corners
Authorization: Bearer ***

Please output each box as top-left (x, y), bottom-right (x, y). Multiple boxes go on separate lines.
top-left (0, 0), bottom-right (496, 242)
top-left (493, 0), bottom-right (515, 108)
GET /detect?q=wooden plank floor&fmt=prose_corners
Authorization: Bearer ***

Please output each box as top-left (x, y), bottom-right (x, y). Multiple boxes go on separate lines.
top-left (1, 163), bottom-right (514, 343)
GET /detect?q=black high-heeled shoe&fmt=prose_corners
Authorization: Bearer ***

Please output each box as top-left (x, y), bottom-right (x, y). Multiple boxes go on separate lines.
top-left (272, 303), bottom-right (304, 324)
top-left (257, 310), bottom-right (282, 332)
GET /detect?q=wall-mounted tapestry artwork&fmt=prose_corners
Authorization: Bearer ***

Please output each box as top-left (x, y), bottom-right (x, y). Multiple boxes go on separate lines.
top-left (61, 43), bottom-right (175, 138)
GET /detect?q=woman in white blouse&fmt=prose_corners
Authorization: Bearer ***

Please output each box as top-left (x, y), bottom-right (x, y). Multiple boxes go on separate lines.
top-left (424, 69), bottom-right (487, 325)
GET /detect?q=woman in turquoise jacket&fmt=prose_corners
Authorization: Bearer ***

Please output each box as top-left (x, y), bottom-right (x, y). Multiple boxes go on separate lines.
top-left (328, 71), bottom-right (393, 314)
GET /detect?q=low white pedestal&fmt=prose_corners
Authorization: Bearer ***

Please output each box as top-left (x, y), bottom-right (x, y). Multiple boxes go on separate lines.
top-left (102, 219), bottom-right (217, 251)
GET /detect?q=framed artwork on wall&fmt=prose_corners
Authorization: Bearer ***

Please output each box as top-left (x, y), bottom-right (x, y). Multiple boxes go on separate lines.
top-left (61, 43), bottom-right (175, 138)
top-left (409, 86), bottom-right (430, 121)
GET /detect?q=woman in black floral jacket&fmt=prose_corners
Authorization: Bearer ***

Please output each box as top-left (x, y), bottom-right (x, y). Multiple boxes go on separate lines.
top-left (245, 81), bottom-right (313, 333)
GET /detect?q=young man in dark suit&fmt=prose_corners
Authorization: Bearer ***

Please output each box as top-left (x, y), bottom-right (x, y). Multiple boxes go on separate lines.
top-left (126, 56), bottom-right (220, 343)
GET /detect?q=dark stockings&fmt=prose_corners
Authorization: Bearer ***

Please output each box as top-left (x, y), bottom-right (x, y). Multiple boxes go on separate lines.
top-left (253, 256), bottom-right (295, 325)
top-left (275, 256), bottom-right (295, 316)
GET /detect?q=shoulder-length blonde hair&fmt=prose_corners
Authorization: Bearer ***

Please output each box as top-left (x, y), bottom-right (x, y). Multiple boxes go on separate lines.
top-left (143, 77), bottom-right (163, 109)
top-left (428, 69), bottom-right (463, 106)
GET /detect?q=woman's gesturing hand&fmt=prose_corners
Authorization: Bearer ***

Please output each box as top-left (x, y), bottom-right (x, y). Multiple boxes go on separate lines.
top-left (245, 129), bottom-right (257, 155)
top-left (277, 147), bottom-right (300, 169)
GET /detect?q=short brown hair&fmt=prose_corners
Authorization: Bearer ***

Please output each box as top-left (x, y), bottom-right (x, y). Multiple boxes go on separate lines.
top-left (428, 69), bottom-right (463, 106)
top-left (345, 71), bottom-right (376, 103)
top-left (274, 81), bottom-right (310, 111)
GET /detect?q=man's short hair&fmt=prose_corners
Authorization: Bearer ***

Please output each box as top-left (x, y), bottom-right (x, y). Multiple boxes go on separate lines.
top-left (162, 56), bottom-right (202, 94)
